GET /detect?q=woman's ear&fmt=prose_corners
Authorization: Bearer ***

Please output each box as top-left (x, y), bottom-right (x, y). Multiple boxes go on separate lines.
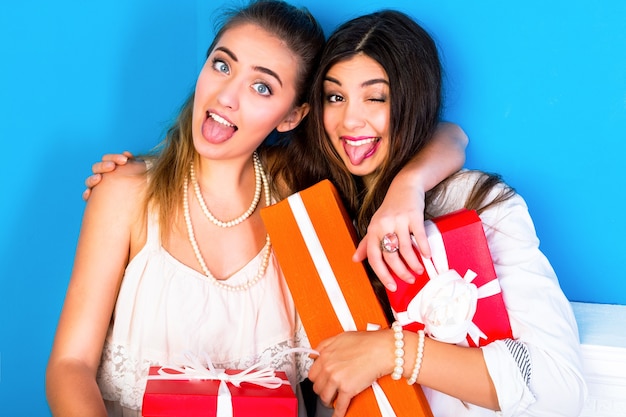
top-left (276, 103), bottom-right (310, 132)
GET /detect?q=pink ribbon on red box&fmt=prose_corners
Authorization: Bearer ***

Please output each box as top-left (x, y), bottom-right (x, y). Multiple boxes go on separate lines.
top-left (394, 220), bottom-right (502, 346)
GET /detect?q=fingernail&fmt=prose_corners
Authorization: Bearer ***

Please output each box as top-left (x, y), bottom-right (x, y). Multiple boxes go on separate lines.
top-left (386, 282), bottom-right (397, 292)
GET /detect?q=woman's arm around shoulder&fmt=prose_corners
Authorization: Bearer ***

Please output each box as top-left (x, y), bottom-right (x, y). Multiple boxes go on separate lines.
top-left (358, 122), bottom-right (468, 289)
top-left (46, 163), bottom-right (148, 417)
top-left (309, 328), bottom-right (498, 417)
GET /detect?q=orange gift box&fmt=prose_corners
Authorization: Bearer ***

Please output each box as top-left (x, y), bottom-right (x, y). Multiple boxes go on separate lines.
top-left (261, 180), bottom-right (432, 417)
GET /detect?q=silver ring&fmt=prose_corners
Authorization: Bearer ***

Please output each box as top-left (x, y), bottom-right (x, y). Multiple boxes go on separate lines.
top-left (380, 232), bottom-right (400, 253)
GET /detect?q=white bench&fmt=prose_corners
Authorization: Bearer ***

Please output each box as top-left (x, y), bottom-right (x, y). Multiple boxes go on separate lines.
top-left (571, 302), bottom-right (626, 416)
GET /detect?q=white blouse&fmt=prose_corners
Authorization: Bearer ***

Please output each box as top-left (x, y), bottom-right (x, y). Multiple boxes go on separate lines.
top-left (423, 171), bottom-right (586, 416)
top-left (96, 209), bottom-right (311, 416)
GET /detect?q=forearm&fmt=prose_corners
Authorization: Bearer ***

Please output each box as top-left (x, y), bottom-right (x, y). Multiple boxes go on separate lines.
top-left (402, 333), bottom-right (499, 410)
top-left (48, 168), bottom-right (143, 417)
top-left (363, 122), bottom-right (467, 277)
top-left (392, 121), bottom-right (468, 192)
top-left (46, 359), bottom-right (108, 417)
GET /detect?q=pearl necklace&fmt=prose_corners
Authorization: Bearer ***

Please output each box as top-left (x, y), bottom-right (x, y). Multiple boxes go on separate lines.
top-left (183, 155), bottom-right (272, 291)
top-left (190, 152), bottom-right (263, 228)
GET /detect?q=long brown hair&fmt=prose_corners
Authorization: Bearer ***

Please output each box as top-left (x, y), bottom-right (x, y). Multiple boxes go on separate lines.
top-left (303, 10), bottom-right (443, 237)
top-left (142, 0), bottom-right (324, 239)
top-left (425, 170), bottom-right (517, 220)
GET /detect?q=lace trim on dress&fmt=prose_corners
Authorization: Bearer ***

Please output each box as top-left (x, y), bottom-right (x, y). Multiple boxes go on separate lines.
top-left (97, 343), bottom-right (153, 411)
top-left (294, 320), bottom-right (314, 378)
top-left (97, 324), bottom-right (312, 411)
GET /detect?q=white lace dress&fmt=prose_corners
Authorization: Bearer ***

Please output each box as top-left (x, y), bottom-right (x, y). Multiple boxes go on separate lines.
top-left (96, 210), bottom-right (312, 417)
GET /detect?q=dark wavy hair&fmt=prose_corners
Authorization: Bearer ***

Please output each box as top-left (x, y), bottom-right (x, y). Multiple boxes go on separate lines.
top-left (305, 10), bottom-right (443, 237)
top-left (267, 9), bottom-right (515, 318)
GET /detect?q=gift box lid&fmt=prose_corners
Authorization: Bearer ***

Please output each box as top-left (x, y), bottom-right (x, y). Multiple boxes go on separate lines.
top-left (142, 367), bottom-right (297, 417)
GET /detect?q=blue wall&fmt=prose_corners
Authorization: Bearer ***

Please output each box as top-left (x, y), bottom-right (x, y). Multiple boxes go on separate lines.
top-left (0, 1), bottom-right (197, 414)
top-left (1, 1), bottom-right (624, 415)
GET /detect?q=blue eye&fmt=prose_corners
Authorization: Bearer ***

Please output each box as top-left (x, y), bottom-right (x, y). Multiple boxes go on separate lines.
top-left (252, 82), bottom-right (272, 96)
top-left (212, 58), bottom-right (229, 74)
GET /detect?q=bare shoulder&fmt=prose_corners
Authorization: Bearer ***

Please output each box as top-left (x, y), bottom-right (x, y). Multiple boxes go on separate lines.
top-left (100, 159), bottom-right (148, 182)
top-left (86, 160), bottom-right (148, 221)
top-left (94, 161), bottom-right (148, 198)
top-left (78, 159), bottom-right (149, 263)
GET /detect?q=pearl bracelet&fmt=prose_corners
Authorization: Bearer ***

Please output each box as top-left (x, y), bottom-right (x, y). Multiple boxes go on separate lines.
top-left (407, 330), bottom-right (425, 385)
top-left (391, 321), bottom-right (405, 380)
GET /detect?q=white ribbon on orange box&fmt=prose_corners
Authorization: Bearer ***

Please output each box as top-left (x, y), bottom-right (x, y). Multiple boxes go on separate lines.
top-left (394, 220), bottom-right (502, 346)
top-left (288, 193), bottom-right (397, 417)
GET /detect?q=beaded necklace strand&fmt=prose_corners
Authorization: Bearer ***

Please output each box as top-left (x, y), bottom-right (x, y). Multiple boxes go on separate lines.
top-left (190, 152), bottom-right (263, 228)
top-left (183, 153), bottom-right (271, 291)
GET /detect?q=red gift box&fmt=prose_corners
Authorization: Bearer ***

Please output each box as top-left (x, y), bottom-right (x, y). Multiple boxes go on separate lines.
top-left (261, 180), bottom-right (432, 417)
top-left (388, 208), bottom-right (512, 347)
top-left (142, 366), bottom-right (297, 417)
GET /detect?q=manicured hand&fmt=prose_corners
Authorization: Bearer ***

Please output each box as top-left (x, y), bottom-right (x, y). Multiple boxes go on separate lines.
top-left (354, 184), bottom-right (431, 291)
top-left (82, 151), bottom-right (134, 200)
top-left (308, 330), bottom-right (393, 417)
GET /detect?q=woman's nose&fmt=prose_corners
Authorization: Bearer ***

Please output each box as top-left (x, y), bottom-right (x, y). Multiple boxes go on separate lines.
top-left (342, 102), bottom-right (366, 130)
top-left (216, 79), bottom-right (241, 110)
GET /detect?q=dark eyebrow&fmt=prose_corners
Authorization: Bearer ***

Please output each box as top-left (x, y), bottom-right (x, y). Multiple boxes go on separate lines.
top-left (362, 78), bottom-right (389, 87)
top-left (324, 75), bottom-right (341, 86)
top-left (214, 46), bottom-right (237, 62)
top-left (214, 46), bottom-right (283, 87)
top-left (324, 76), bottom-right (388, 88)
top-left (253, 66), bottom-right (283, 87)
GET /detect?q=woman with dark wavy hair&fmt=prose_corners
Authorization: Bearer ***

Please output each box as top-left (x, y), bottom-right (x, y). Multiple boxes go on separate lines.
top-left (305, 10), bottom-right (585, 417)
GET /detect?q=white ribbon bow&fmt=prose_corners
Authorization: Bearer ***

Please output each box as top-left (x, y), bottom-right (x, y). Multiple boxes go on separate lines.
top-left (148, 348), bottom-right (313, 417)
top-left (149, 351), bottom-right (287, 388)
top-left (394, 222), bottom-right (502, 346)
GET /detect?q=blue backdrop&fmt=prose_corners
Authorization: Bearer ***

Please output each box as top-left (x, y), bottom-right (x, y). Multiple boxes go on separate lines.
top-left (1, 0), bottom-right (624, 415)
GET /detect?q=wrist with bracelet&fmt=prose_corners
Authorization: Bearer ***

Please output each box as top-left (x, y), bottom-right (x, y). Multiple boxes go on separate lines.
top-left (391, 321), bottom-right (405, 380)
top-left (391, 321), bottom-right (426, 384)
top-left (407, 329), bottom-right (425, 385)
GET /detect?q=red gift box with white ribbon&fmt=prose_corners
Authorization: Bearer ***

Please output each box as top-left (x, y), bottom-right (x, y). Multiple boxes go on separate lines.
top-left (388, 208), bottom-right (512, 347)
top-left (141, 353), bottom-right (297, 417)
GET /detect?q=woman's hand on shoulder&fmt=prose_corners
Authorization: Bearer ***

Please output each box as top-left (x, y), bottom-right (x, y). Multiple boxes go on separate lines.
top-left (83, 151), bottom-right (137, 200)
top-left (85, 157), bottom-right (148, 229)
top-left (86, 157), bottom-right (149, 218)
top-left (85, 156), bottom-right (149, 240)
top-left (354, 122), bottom-right (468, 291)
